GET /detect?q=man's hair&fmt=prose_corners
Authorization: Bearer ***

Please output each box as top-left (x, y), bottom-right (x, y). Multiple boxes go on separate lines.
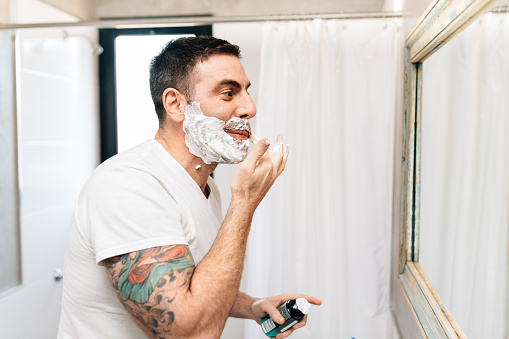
top-left (149, 36), bottom-right (241, 125)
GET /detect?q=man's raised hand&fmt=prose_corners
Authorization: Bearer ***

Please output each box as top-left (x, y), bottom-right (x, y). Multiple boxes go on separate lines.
top-left (230, 135), bottom-right (289, 214)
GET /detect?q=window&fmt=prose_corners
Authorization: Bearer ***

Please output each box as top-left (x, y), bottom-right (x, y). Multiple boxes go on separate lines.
top-left (98, 26), bottom-right (212, 161)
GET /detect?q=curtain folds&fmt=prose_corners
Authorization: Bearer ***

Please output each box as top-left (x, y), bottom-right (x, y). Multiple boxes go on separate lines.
top-left (244, 19), bottom-right (402, 338)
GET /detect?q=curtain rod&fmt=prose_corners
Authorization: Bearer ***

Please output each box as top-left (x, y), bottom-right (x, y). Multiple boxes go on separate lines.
top-left (0, 11), bottom-right (403, 30)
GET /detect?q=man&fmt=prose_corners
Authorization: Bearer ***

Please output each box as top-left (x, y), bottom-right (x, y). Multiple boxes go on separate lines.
top-left (58, 36), bottom-right (321, 339)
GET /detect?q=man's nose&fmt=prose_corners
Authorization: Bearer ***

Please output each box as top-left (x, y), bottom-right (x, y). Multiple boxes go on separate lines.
top-left (236, 93), bottom-right (257, 119)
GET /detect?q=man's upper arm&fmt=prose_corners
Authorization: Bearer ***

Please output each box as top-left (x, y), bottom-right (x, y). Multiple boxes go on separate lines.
top-left (103, 244), bottom-right (195, 338)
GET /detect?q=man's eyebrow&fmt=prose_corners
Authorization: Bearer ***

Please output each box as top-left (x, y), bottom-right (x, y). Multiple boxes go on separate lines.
top-left (215, 80), bottom-right (251, 90)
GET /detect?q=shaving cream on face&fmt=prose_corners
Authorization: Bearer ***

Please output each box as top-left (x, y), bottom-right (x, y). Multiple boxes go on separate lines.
top-left (182, 102), bottom-right (252, 165)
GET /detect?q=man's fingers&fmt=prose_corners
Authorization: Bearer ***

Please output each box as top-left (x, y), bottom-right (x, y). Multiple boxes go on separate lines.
top-left (276, 328), bottom-right (294, 338)
top-left (283, 144), bottom-right (290, 161)
top-left (272, 135), bottom-right (284, 155)
top-left (275, 314), bottom-right (306, 338)
top-left (306, 296), bottom-right (322, 305)
top-left (293, 315), bottom-right (307, 329)
top-left (278, 294), bottom-right (322, 306)
top-left (242, 138), bottom-right (271, 169)
top-left (274, 144), bottom-right (290, 174)
top-left (270, 135), bottom-right (290, 175)
top-left (262, 301), bottom-right (285, 325)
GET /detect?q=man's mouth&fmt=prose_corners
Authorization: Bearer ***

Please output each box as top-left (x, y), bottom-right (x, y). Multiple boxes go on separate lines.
top-left (226, 129), bottom-right (250, 140)
top-left (224, 118), bottom-right (251, 140)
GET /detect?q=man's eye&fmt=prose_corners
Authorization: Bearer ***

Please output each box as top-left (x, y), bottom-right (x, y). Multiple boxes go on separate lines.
top-left (223, 91), bottom-right (233, 97)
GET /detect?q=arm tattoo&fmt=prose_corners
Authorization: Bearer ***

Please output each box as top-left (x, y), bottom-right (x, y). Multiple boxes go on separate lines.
top-left (105, 245), bottom-right (195, 338)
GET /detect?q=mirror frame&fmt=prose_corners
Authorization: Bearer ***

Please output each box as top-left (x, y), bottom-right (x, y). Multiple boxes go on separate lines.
top-left (397, 0), bottom-right (500, 337)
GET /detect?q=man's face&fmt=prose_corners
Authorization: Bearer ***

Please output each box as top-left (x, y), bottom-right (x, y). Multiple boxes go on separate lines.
top-left (189, 54), bottom-right (256, 141)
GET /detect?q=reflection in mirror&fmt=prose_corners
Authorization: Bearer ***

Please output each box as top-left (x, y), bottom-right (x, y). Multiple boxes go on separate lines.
top-left (419, 10), bottom-right (509, 338)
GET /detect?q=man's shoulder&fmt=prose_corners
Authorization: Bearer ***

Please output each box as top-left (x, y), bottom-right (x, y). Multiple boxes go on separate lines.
top-left (84, 140), bottom-right (161, 192)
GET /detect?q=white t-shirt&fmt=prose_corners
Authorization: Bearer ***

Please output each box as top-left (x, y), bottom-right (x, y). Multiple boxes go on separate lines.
top-left (57, 139), bottom-right (223, 339)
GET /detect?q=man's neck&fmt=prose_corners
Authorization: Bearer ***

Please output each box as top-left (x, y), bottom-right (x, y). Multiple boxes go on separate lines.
top-left (155, 129), bottom-right (217, 197)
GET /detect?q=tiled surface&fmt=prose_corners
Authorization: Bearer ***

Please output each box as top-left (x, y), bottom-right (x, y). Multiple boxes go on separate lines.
top-left (0, 276), bottom-right (63, 339)
top-left (20, 38), bottom-right (74, 77)
top-left (19, 71), bottom-right (75, 142)
top-left (21, 205), bottom-right (74, 284)
top-left (21, 144), bottom-right (79, 185)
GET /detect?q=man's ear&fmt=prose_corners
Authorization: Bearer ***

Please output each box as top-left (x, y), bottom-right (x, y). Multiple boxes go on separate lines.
top-left (162, 88), bottom-right (187, 123)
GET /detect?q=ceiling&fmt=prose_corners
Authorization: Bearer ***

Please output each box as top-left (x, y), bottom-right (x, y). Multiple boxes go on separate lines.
top-left (95, 0), bottom-right (388, 19)
top-left (54, 0), bottom-right (387, 20)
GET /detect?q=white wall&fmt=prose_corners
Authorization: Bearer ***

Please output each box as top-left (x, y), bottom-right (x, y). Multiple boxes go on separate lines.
top-left (0, 1), bottom-right (100, 338)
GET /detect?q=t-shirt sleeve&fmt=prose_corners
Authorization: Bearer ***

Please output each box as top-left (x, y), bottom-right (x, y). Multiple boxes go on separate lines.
top-left (80, 165), bottom-right (188, 264)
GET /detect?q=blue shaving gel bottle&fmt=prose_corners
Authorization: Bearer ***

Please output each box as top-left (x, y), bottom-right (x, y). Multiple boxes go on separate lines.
top-left (260, 298), bottom-right (310, 338)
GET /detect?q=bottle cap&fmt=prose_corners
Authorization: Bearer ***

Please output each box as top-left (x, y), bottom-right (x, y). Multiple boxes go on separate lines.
top-left (296, 298), bottom-right (310, 314)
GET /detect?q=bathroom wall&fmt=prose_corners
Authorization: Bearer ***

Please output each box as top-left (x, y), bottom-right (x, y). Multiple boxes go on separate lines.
top-left (0, 1), bottom-right (100, 338)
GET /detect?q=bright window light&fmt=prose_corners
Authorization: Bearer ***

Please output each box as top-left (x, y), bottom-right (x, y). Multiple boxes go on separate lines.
top-left (115, 34), bottom-right (192, 153)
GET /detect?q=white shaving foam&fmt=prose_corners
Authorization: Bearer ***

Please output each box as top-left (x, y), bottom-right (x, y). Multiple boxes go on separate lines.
top-left (182, 102), bottom-right (252, 165)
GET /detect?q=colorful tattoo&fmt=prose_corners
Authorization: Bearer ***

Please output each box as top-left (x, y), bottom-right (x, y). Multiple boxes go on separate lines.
top-left (117, 245), bottom-right (194, 304)
top-left (104, 245), bottom-right (195, 338)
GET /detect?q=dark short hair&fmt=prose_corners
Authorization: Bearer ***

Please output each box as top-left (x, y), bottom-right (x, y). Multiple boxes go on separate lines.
top-left (149, 36), bottom-right (242, 126)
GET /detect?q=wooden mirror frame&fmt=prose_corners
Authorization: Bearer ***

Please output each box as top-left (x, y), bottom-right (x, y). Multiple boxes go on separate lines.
top-left (395, 0), bottom-right (500, 337)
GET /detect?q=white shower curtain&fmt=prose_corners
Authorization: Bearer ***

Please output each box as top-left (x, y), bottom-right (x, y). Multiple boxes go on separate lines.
top-left (419, 13), bottom-right (509, 339)
top-left (244, 19), bottom-right (402, 338)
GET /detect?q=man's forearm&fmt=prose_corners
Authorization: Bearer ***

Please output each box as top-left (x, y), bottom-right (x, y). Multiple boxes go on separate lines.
top-left (179, 199), bottom-right (255, 336)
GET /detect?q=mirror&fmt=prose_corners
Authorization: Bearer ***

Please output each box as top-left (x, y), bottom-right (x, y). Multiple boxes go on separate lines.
top-left (419, 8), bottom-right (509, 338)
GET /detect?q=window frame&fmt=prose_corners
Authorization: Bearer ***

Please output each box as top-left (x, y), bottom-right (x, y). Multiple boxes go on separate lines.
top-left (98, 25), bottom-right (212, 162)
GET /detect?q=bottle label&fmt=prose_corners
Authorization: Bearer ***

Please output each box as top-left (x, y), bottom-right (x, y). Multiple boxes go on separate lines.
top-left (261, 319), bottom-right (277, 333)
top-left (277, 303), bottom-right (291, 320)
top-left (261, 300), bottom-right (301, 337)
top-left (280, 320), bottom-right (298, 332)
